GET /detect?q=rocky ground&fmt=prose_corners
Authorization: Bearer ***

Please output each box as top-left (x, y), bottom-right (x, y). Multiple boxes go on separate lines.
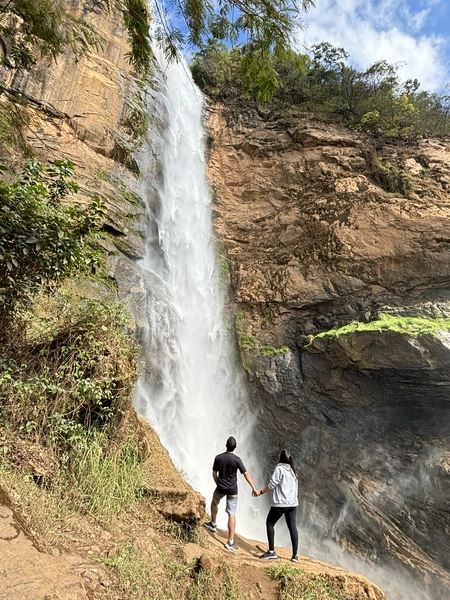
top-left (0, 438), bottom-right (386, 600)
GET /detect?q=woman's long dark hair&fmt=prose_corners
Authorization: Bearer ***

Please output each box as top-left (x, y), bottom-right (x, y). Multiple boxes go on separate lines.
top-left (279, 449), bottom-right (298, 478)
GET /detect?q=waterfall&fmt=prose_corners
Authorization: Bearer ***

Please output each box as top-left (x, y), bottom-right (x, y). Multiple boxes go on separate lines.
top-left (129, 51), bottom-right (433, 600)
top-left (133, 51), bottom-right (262, 536)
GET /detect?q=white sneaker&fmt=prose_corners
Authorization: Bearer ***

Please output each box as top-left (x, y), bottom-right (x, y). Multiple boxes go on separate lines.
top-left (225, 540), bottom-right (238, 552)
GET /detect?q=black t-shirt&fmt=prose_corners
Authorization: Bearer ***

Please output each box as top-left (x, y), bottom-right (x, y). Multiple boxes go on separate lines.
top-left (213, 451), bottom-right (247, 495)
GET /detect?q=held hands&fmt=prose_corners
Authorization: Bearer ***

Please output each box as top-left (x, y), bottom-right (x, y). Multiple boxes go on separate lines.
top-left (252, 489), bottom-right (261, 497)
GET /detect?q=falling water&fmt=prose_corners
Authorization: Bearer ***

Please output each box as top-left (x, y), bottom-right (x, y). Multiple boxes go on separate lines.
top-left (129, 51), bottom-right (438, 600)
top-left (132, 51), bottom-right (261, 535)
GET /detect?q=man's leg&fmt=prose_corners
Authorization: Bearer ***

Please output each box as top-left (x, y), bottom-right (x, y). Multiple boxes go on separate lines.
top-left (227, 513), bottom-right (236, 542)
top-left (224, 495), bottom-right (239, 551)
top-left (210, 498), bottom-right (218, 524)
top-left (204, 490), bottom-right (223, 531)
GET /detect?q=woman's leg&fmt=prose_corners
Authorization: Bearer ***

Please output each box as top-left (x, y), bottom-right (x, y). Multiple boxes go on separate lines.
top-left (266, 507), bottom-right (284, 551)
top-left (284, 507), bottom-right (298, 556)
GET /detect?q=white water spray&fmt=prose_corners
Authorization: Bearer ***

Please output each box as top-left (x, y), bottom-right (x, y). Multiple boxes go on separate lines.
top-left (133, 51), bottom-right (262, 536)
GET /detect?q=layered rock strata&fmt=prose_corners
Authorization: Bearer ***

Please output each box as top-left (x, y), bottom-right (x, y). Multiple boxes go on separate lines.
top-left (208, 102), bottom-right (450, 598)
top-left (2, 1), bottom-right (150, 285)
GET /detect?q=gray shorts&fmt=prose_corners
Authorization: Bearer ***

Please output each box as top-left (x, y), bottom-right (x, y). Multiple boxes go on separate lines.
top-left (212, 490), bottom-right (238, 515)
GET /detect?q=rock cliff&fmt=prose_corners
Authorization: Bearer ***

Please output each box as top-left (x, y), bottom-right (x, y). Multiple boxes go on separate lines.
top-left (208, 102), bottom-right (450, 598)
top-left (2, 2), bottom-right (448, 597)
top-left (2, 0), bottom-right (150, 280)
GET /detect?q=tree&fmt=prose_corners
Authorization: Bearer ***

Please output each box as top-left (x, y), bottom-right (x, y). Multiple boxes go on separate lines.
top-left (0, 159), bottom-right (105, 316)
top-left (154, 0), bottom-right (315, 100)
top-left (0, 0), bottom-right (152, 75)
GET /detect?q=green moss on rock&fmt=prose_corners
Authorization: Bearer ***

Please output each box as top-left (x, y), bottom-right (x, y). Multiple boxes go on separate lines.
top-left (306, 314), bottom-right (450, 348)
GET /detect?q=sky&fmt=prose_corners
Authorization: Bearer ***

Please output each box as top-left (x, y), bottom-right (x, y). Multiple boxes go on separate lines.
top-left (298, 0), bottom-right (450, 93)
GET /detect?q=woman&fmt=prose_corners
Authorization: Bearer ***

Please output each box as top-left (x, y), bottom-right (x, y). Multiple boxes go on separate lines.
top-left (254, 449), bottom-right (299, 562)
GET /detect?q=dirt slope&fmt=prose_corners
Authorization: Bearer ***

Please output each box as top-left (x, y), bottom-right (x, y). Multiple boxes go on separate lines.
top-left (0, 416), bottom-right (386, 600)
top-left (202, 527), bottom-right (386, 600)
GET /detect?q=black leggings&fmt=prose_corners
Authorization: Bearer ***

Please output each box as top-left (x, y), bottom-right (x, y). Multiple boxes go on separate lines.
top-left (266, 506), bottom-right (298, 555)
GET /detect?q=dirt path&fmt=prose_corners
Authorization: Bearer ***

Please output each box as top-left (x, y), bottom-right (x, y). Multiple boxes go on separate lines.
top-left (0, 503), bottom-right (109, 600)
top-left (202, 526), bottom-right (387, 600)
top-left (0, 488), bottom-right (386, 600)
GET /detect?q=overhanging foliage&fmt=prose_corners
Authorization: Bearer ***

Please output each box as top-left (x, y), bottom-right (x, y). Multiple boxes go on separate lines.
top-left (192, 41), bottom-right (450, 135)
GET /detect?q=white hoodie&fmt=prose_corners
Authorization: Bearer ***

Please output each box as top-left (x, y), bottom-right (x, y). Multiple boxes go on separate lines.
top-left (268, 463), bottom-right (299, 507)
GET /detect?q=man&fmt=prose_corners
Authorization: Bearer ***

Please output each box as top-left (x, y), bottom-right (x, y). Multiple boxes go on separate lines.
top-left (203, 436), bottom-right (257, 552)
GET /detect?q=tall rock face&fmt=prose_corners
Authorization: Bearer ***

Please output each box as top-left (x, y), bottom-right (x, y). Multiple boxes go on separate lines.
top-left (2, 1), bottom-right (151, 306)
top-left (208, 103), bottom-right (450, 597)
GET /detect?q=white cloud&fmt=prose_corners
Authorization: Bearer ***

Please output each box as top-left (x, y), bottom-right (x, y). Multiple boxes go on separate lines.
top-left (299, 0), bottom-right (450, 92)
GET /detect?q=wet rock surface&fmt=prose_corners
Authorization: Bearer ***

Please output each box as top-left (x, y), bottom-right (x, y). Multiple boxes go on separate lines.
top-left (208, 102), bottom-right (450, 598)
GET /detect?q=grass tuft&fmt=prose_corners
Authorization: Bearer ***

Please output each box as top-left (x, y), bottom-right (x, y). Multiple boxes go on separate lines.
top-left (188, 562), bottom-right (245, 600)
top-left (267, 564), bottom-right (346, 600)
top-left (65, 431), bottom-right (148, 517)
top-left (102, 541), bottom-right (189, 600)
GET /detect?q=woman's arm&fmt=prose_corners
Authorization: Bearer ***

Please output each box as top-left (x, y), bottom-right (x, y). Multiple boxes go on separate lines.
top-left (254, 465), bottom-right (281, 497)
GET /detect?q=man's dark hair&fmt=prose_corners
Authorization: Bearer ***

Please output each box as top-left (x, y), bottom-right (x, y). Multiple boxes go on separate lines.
top-left (226, 436), bottom-right (237, 452)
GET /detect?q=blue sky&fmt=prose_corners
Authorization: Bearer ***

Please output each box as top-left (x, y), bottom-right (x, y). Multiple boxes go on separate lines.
top-left (298, 0), bottom-right (450, 92)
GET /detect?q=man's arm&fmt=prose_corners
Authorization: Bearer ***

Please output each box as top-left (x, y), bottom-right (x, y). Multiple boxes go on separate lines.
top-left (212, 469), bottom-right (218, 485)
top-left (243, 470), bottom-right (257, 493)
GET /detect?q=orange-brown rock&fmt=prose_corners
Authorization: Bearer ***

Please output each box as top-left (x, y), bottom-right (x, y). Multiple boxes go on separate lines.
top-left (0, 497), bottom-right (109, 599)
top-left (144, 486), bottom-right (206, 524)
top-left (209, 107), bottom-right (450, 336)
top-left (208, 101), bottom-right (450, 599)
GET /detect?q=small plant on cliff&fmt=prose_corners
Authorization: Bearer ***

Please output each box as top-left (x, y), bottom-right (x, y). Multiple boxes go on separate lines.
top-left (216, 251), bottom-right (231, 281)
top-left (0, 159), bottom-right (105, 320)
top-left (260, 345), bottom-right (290, 356)
top-left (235, 312), bottom-right (290, 356)
top-left (267, 564), bottom-right (346, 600)
top-left (369, 157), bottom-right (413, 197)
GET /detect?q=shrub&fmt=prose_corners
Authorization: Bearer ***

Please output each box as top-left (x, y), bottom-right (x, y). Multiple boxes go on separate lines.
top-left (0, 297), bottom-right (138, 449)
top-left (0, 159), bottom-right (105, 317)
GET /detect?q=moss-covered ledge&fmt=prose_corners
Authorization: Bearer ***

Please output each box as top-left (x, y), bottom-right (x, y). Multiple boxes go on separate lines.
top-left (304, 314), bottom-right (450, 370)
